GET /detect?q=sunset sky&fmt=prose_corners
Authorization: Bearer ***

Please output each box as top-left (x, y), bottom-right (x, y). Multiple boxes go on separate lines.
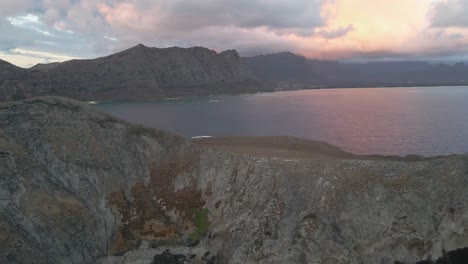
top-left (1, 0), bottom-right (468, 67)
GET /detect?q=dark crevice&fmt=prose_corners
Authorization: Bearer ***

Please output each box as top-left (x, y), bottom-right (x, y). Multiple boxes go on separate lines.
top-left (396, 247), bottom-right (468, 264)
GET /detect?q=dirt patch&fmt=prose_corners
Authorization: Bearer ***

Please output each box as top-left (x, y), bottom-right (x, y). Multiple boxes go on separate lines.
top-left (22, 190), bottom-right (88, 223)
top-left (148, 154), bottom-right (205, 214)
top-left (193, 136), bottom-right (430, 162)
top-left (193, 136), bottom-right (358, 161)
top-left (108, 150), bottom-right (206, 255)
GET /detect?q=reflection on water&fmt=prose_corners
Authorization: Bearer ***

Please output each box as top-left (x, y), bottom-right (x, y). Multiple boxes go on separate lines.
top-left (96, 86), bottom-right (468, 156)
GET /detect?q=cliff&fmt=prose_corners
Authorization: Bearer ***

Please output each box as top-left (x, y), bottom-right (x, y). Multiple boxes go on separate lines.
top-left (0, 97), bottom-right (467, 264)
top-left (0, 45), bottom-right (267, 102)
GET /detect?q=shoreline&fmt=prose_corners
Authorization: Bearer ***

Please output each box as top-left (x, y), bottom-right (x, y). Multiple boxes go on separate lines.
top-left (90, 85), bottom-right (468, 105)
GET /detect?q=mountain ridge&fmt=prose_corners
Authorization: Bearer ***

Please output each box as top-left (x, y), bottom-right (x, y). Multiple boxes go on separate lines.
top-left (243, 52), bottom-right (468, 88)
top-left (0, 44), bottom-right (269, 101)
top-left (2, 46), bottom-right (468, 102)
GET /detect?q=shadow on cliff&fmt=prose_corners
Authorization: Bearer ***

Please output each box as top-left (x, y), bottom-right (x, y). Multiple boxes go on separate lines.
top-left (396, 247), bottom-right (468, 264)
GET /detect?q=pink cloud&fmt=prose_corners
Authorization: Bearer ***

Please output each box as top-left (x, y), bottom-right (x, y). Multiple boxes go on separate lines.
top-left (2, 0), bottom-right (468, 66)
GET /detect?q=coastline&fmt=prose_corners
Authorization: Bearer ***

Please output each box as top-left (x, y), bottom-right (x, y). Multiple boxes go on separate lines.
top-left (89, 85), bottom-right (468, 105)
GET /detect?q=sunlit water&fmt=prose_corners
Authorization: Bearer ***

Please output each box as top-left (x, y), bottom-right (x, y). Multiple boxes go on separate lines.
top-left (95, 86), bottom-right (468, 156)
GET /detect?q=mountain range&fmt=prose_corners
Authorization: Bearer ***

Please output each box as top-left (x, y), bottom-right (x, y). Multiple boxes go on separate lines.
top-left (243, 52), bottom-right (468, 88)
top-left (0, 44), bottom-right (266, 101)
top-left (1, 45), bottom-right (468, 102)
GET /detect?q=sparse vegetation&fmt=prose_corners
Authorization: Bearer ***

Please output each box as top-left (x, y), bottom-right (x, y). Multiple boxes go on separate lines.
top-left (189, 208), bottom-right (210, 240)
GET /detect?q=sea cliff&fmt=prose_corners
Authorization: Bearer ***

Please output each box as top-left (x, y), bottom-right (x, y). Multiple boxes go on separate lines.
top-left (0, 97), bottom-right (467, 263)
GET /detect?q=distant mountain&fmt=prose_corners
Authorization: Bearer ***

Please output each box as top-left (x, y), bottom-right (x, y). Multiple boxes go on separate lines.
top-left (30, 62), bottom-right (60, 71)
top-left (0, 44), bottom-right (268, 101)
top-left (242, 52), bottom-right (318, 82)
top-left (0, 60), bottom-right (32, 100)
top-left (0, 59), bottom-right (23, 75)
top-left (0, 59), bottom-right (27, 83)
top-left (3, 47), bottom-right (468, 102)
top-left (243, 52), bottom-right (468, 88)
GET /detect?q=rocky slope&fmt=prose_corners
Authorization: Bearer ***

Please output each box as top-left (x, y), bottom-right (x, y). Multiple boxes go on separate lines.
top-left (0, 45), bottom-right (267, 102)
top-left (0, 97), bottom-right (467, 264)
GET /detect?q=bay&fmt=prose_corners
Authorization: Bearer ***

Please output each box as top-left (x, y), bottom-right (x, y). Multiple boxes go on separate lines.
top-left (96, 86), bottom-right (468, 156)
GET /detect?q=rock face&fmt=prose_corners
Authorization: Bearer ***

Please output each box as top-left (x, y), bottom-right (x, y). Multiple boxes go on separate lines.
top-left (0, 45), bottom-right (267, 102)
top-left (0, 97), bottom-right (467, 264)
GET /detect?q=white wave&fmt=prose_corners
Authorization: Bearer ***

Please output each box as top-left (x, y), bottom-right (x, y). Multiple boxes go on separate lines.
top-left (191, 136), bottom-right (212, 139)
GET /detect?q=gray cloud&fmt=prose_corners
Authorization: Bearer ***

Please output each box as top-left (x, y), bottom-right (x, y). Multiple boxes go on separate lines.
top-left (430, 0), bottom-right (468, 28)
top-left (0, 0), bottom-right (327, 62)
top-left (0, 0), bottom-right (39, 16)
top-left (0, 14), bottom-right (108, 59)
top-left (1, 0), bottom-right (468, 66)
top-left (36, 0), bottom-right (325, 38)
top-left (155, 0), bottom-right (324, 32)
top-left (41, 0), bottom-right (109, 36)
top-left (34, 0), bottom-right (325, 57)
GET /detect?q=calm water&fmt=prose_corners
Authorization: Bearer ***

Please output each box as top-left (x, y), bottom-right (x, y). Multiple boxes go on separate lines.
top-left (96, 86), bottom-right (468, 156)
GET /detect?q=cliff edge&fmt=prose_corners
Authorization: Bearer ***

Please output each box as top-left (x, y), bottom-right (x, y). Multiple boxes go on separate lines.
top-left (0, 97), bottom-right (467, 264)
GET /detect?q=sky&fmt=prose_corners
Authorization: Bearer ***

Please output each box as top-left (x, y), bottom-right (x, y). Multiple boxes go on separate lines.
top-left (1, 0), bottom-right (468, 68)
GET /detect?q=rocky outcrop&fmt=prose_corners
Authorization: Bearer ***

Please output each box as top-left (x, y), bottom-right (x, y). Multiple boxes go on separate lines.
top-left (0, 97), bottom-right (467, 264)
top-left (0, 45), bottom-right (268, 102)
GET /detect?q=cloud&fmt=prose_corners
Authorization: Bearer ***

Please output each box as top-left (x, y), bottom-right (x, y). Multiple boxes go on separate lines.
top-left (430, 0), bottom-right (468, 28)
top-left (0, 14), bottom-right (96, 55)
top-left (1, 0), bottom-right (468, 67)
top-left (1, 0), bottom-right (328, 66)
top-left (0, 0), bottom-right (39, 16)
top-left (315, 24), bottom-right (354, 39)
top-left (90, 0), bottom-right (326, 54)
top-left (0, 49), bottom-right (78, 68)
top-left (97, 0), bottom-right (324, 34)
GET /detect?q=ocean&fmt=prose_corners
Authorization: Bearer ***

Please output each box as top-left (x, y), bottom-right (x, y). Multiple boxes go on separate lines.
top-left (96, 86), bottom-right (468, 156)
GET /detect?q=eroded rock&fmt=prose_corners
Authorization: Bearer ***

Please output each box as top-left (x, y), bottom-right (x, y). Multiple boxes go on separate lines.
top-left (0, 97), bottom-right (467, 264)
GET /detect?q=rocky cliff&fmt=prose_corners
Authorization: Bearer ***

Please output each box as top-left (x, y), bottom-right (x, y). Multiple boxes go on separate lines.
top-left (0, 45), bottom-right (267, 102)
top-left (0, 97), bottom-right (467, 264)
